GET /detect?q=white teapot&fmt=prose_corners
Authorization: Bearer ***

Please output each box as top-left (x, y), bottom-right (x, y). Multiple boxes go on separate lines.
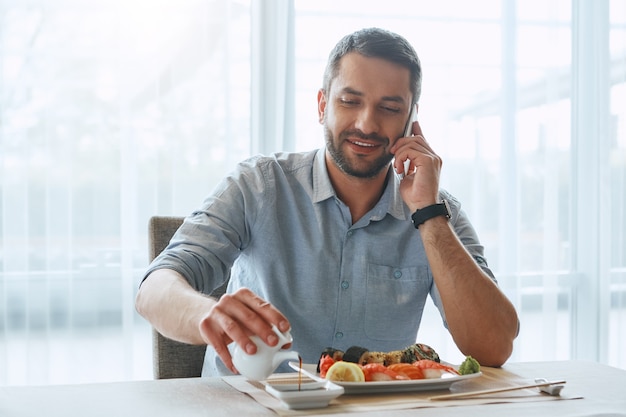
top-left (232, 325), bottom-right (299, 380)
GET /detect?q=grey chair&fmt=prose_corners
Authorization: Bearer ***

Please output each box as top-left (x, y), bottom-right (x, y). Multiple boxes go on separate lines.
top-left (148, 215), bottom-right (228, 379)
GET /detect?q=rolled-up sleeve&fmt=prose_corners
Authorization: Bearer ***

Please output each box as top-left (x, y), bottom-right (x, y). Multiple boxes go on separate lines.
top-left (142, 156), bottom-right (268, 294)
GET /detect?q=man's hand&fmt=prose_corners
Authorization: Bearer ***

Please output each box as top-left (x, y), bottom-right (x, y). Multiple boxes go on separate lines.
top-left (390, 120), bottom-right (442, 210)
top-left (198, 288), bottom-right (291, 373)
top-left (136, 271), bottom-right (290, 374)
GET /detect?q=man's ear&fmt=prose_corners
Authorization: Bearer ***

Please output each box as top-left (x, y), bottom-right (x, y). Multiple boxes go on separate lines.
top-left (317, 89), bottom-right (327, 124)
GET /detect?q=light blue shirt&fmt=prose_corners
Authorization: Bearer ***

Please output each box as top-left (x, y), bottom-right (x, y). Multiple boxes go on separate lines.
top-left (145, 148), bottom-right (495, 376)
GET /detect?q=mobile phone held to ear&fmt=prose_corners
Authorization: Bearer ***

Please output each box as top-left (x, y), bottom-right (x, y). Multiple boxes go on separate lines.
top-left (398, 104), bottom-right (418, 178)
top-left (404, 103), bottom-right (418, 138)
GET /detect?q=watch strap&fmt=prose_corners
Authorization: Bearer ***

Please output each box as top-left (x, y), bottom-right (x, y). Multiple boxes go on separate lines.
top-left (411, 201), bottom-right (450, 228)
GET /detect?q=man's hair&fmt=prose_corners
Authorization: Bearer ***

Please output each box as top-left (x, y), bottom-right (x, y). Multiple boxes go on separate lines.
top-left (322, 27), bottom-right (422, 104)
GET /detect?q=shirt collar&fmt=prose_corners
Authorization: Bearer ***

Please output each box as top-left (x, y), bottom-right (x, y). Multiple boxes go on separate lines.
top-left (312, 148), bottom-right (336, 203)
top-left (312, 148), bottom-right (410, 222)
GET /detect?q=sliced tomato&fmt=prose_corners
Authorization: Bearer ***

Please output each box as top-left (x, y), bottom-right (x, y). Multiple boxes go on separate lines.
top-left (360, 363), bottom-right (405, 381)
top-left (387, 363), bottom-right (424, 380)
top-left (318, 354), bottom-right (336, 378)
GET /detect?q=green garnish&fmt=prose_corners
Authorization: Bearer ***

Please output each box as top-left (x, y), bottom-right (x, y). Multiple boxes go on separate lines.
top-left (458, 356), bottom-right (481, 375)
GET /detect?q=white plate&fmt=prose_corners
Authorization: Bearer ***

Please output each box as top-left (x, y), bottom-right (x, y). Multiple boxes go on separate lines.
top-left (264, 378), bottom-right (344, 409)
top-left (289, 361), bottom-right (482, 394)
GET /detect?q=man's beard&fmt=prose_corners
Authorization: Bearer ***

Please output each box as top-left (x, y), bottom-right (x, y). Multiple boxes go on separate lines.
top-left (324, 125), bottom-right (394, 178)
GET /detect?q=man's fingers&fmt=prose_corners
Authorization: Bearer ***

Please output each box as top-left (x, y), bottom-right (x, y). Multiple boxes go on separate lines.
top-left (198, 287), bottom-right (291, 371)
top-left (393, 135), bottom-right (438, 175)
top-left (412, 119), bottom-right (424, 137)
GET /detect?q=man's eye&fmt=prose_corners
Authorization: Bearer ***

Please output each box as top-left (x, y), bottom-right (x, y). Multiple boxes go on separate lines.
top-left (382, 106), bottom-right (401, 113)
top-left (340, 98), bottom-right (358, 105)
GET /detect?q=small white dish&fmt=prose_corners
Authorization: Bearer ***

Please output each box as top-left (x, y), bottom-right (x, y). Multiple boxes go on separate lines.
top-left (264, 373), bottom-right (326, 392)
top-left (265, 380), bottom-right (344, 410)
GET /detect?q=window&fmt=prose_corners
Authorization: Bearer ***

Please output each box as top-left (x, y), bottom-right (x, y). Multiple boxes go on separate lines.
top-left (1, 0), bottom-right (624, 385)
top-left (1, 0), bottom-right (252, 384)
top-left (292, 0), bottom-right (626, 367)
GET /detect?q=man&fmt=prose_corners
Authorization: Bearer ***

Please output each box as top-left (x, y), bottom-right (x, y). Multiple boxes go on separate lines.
top-left (136, 28), bottom-right (519, 376)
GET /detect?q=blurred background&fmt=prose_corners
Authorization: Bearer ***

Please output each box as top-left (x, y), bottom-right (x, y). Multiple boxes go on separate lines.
top-left (0, 0), bottom-right (625, 385)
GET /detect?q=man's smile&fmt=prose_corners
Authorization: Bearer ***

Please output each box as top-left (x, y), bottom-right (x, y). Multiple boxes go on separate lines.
top-left (346, 139), bottom-right (381, 148)
top-left (342, 131), bottom-right (389, 155)
top-left (348, 139), bottom-right (378, 148)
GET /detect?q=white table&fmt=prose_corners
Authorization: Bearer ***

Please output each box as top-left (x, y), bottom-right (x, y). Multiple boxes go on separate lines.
top-left (1, 361), bottom-right (625, 417)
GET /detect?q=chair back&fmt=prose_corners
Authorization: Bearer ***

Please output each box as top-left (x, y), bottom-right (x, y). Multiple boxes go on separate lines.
top-left (148, 215), bottom-right (227, 379)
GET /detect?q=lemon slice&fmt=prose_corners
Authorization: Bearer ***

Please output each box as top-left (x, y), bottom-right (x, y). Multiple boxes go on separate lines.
top-left (325, 361), bottom-right (365, 382)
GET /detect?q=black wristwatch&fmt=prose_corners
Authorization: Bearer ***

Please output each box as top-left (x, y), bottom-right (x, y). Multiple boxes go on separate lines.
top-left (411, 200), bottom-right (451, 228)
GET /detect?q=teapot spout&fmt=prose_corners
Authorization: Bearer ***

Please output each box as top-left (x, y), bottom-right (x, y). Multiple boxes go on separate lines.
top-left (273, 350), bottom-right (300, 369)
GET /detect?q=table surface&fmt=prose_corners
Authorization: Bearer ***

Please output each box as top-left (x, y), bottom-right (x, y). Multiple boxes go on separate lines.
top-left (1, 360), bottom-right (625, 417)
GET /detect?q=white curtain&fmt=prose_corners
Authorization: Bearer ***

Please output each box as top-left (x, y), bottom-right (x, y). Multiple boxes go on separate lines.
top-left (251, 0), bottom-right (296, 153)
top-left (1, 0), bottom-right (625, 386)
top-left (0, 0), bottom-right (254, 385)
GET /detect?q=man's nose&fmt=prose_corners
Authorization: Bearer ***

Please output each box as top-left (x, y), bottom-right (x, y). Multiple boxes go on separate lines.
top-left (354, 107), bottom-right (380, 134)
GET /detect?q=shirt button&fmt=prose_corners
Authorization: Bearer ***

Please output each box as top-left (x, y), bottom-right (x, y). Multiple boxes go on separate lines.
top-left (335, 332), bottom-right (344, 339)
top-left (341, 281), bottom-right (349, 289)
top-left (394, 270), bottom-right (402, 279)
top-left (347, 230), bottom-right (353, 237)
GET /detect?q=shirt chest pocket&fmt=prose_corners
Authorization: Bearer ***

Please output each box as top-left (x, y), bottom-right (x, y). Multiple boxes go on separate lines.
top-left (364, 263), bottom-right (431, 341)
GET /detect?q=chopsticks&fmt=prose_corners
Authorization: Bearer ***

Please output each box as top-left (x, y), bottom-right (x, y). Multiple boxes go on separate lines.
top-left (429, 379), bottom-right (566, 401)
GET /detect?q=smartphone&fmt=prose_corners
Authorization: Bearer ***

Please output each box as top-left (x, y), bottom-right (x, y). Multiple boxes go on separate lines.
top-left (404, 103), bottom-right (418, 138)
top-left (398, 103), bottom-right (418, 178)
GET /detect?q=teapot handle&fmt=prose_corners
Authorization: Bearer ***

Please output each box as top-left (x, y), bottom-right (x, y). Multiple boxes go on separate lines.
top-left (272, 325), bottom-right (292, 345)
